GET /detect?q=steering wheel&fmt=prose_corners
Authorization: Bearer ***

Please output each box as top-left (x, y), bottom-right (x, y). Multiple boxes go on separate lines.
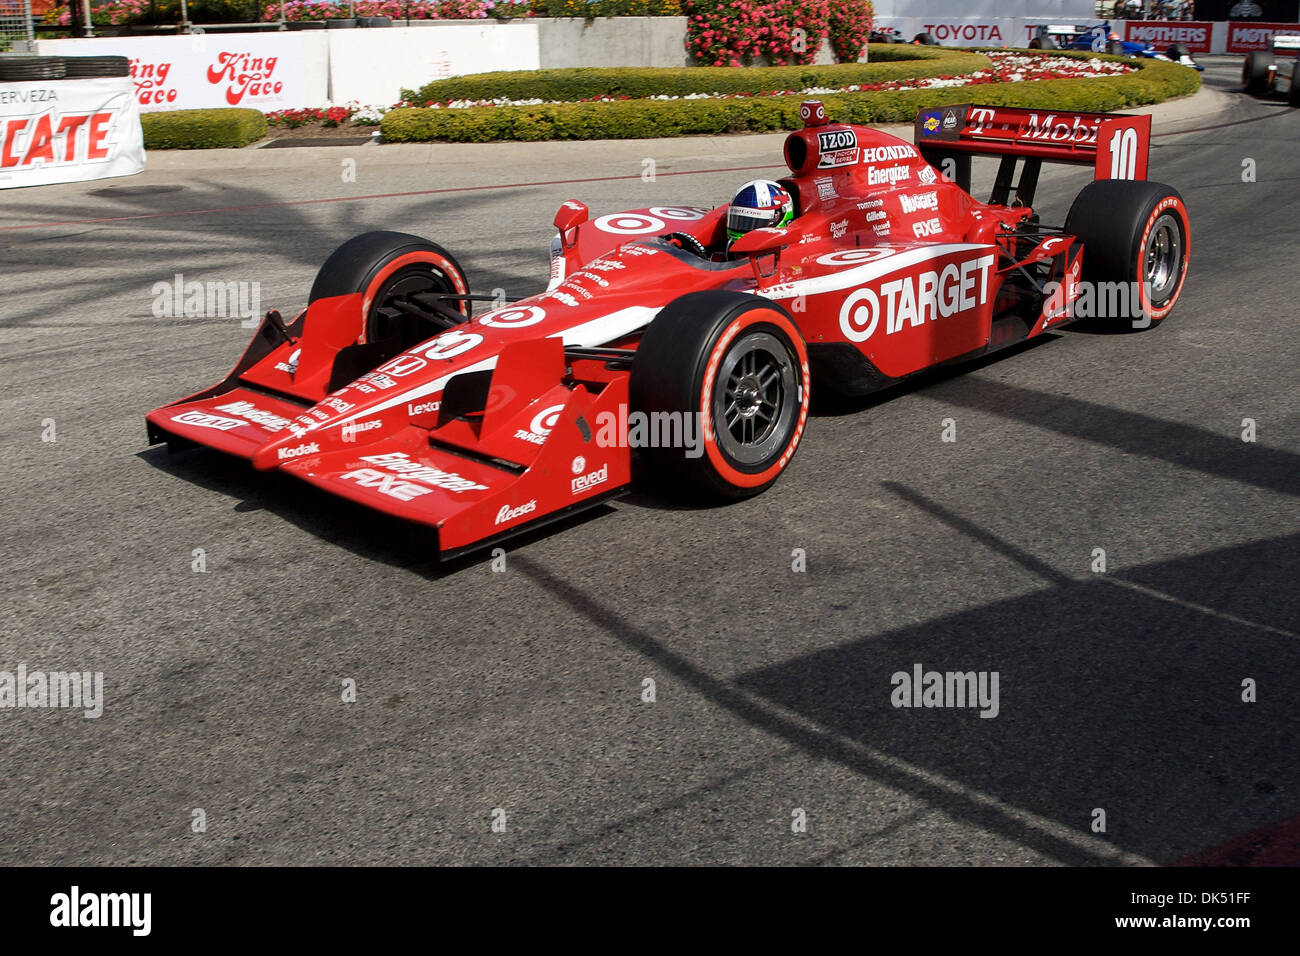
top-left (661, 232), bottom-right (709, 258)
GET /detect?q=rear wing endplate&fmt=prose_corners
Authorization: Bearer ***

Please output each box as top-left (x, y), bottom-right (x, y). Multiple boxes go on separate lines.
top-left (914, 104), bottom-right (1151, 206)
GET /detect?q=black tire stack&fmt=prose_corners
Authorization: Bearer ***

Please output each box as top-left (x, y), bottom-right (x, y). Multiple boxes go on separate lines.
top-left (0, 55), bottom-right (129, 82)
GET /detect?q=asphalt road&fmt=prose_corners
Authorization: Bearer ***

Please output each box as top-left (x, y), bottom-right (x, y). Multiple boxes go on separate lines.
top-left (1, 59), bottom-right (1297, 866)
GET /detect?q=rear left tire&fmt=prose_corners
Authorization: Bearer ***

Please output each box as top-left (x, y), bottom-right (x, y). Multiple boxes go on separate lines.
top-left (1064, 180), bottom-right (1190, 327)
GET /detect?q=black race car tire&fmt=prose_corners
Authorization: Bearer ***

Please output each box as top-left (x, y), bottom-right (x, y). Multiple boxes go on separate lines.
top-left (0, 56), bottom-right (67, 81)
top-left (914, 33), bottom-right (938, 45)
top-left (60, 56), bottom-right (131, 78)
top-left (630, 291), bottom-right (810, 498)
top-left (1242, 51), bottom-right (1273, 95)
top-left (1065, 180), bottom-right (1190, 327)
top-left (308, 231), bottom-right (471, 347)
top-left (1107, 40), bottom-right (1125, 55)
top-left (1166, 43), bottom-right (1191, 61)
top-left (1289, 76), bottom-right (1300, 107)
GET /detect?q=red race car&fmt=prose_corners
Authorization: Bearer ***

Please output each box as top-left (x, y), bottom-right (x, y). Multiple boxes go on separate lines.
top-left (146, 101), bottom-right (1190, 558)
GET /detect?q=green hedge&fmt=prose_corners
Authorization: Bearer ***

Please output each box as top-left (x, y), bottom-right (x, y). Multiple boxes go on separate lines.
top-left (402, 47), bottom-right (985, 105)
top-left (383, 55), bottom-right (1200, 144)
top-left (140, 109), bottom-right (267, 150)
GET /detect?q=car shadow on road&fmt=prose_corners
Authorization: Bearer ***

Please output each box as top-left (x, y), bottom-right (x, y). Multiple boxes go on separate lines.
top-left (505, 381), bottom-right (1300, 865)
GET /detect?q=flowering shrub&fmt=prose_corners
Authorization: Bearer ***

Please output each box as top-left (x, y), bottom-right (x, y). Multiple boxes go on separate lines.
top-left (682, 0), bottom-right (830, 68)
top-left (827, 0), bottom-right (871, 64)
top-left (263, 0), bottom-right (514, 17)
top-left (382, 53), bottom-right (1195, 143)
top-left (530, 0), bottom-right (680, 15)
top-left (264, 102), bottom-right (398, 127)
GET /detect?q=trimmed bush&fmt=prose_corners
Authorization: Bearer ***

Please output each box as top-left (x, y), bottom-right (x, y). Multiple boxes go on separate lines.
top-left (404, 47), bottom-right (984, 104)
top-left (383, 55), bottom-right (1200, 144)
top-left (141, 109), bottom-right (268, 150)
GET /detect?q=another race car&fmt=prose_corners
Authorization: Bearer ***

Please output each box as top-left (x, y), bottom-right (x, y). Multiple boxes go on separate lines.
top-left (146, 101), bottom-right (1190, 558)
top-left (1242, 34), bottom-right (1300, 107)
top-left (1029, 22), bottom-right (1205, 70)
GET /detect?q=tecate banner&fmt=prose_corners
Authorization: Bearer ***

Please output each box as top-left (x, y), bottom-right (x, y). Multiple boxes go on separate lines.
top-left (1227, 21), bottom-right (1300, 53)
top-left (1121, 21), bottom-right (1215, 53)
top-left (0, 76), bottom-right (145, 190)
top-left (38, 33), bottom-right (305, 112)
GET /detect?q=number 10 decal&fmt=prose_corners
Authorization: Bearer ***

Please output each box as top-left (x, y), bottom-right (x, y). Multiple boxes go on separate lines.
top-left (1109, 127), bottom-right (1138, 180)
top-left (1099, 116), bottom-right (1149, 182)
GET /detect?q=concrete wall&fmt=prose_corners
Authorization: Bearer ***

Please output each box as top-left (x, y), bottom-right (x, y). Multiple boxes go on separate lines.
top-left (536, 16), bottom-right (690, 68)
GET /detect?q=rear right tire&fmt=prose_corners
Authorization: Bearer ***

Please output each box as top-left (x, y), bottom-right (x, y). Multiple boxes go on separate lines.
top-left (1243, 51), bottom-right (1274, 95)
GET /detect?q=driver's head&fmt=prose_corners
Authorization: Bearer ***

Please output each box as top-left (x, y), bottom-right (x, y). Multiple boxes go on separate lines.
top-left (727, 180), bottom-right (794, 241)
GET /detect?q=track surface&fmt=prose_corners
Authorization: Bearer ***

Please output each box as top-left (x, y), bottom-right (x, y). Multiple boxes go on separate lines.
top-left (2, 61), bottom-right (1297, 865)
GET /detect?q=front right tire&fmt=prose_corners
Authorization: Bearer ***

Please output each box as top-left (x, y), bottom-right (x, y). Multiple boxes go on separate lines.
top-left (630, 292), bottom-right (810, 498)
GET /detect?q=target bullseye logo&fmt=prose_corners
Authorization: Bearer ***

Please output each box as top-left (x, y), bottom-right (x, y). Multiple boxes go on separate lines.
top-left (480, 305), bottom-right (546, 328)
top-left (816, 249), bottom-right (896, 267)
top-left (650, 206), bottom-right (710, 221)
top-left (838, 288), bottom-right (880, 342)
top-left (594, 207), bottom-right (711, 234)
top-left (530, 403), bottom-right (565, 436)
top-left (594, 213), bottom-right (666, 235)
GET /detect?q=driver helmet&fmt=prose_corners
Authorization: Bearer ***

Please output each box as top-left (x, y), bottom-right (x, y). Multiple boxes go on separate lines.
top-left (727, 180), bottom-right (795, 242)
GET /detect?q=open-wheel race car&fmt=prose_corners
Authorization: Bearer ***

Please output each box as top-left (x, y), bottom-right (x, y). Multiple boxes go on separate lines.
top-left (146, 100), bottom-right (1191, 559)
top-left (1243, 34), bottom-right (1300, 107)
top-left (1029, 22), bottom-right (1204, 70)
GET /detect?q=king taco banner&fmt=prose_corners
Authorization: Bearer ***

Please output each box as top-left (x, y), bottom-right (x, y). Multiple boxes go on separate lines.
top-left (36, 33), bottom-right (306, 112)
top-left (0, 76), bottom-right (145, 190)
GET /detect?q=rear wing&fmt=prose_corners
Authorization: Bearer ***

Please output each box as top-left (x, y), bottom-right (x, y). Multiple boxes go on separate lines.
top-left (914, 104), bottom-right (1151, 206)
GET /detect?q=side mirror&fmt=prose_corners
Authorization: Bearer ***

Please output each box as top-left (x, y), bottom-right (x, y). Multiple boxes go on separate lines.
top-left (728, 226), bottom-right (789, 257)
top-left (729, 226), bottom-right (789, 282)
top-left (553, 200), bottom-right (588, 248)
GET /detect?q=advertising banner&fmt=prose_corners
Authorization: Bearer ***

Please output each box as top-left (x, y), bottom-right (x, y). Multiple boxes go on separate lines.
top-left (1120, 21), bottom-right (1215, 53)
top-left (37, 33), bottom-right (307, 113)
top-left (0, 75), bottom-right (144, 190)
top-left (1226, 20), bottom-right (1300, 52)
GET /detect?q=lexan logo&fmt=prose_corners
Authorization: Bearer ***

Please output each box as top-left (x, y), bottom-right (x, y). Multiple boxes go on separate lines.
top-left (277, 442), bottom-right (319, 460)
top-left (495, 500), bottom-right (537, 525)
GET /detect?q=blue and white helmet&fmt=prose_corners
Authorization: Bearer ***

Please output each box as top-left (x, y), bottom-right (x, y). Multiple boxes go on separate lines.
top-left (727, 180), bottom-right (795, 241)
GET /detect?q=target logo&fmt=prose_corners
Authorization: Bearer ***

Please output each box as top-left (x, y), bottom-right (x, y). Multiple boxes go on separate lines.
top-left (649, 206), bottom-right (710, 221)
top-left (530, 404), bottom-right (564, 435)
top-left (593, 213), bottom-right (667, 235)
top-left (839, 288), bottom-right (880, 342)
top-left (815, 249), bottom-right (897, 267)
top-left (514, 402), bottom-right (566, 446)
top-left (479, 305), bottom-right (546, 328)
top-left (800, 100), bottom-right (827, 125)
